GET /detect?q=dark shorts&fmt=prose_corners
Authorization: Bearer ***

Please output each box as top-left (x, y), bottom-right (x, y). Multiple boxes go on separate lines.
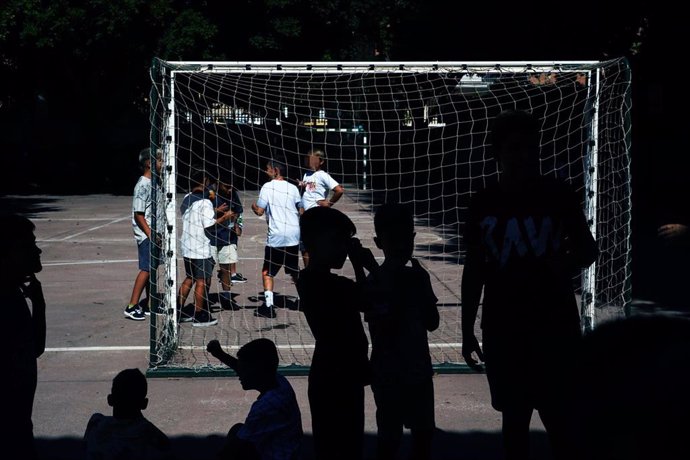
top-left (183, 257), bottom-right (215, 280)
top-left (483, 329), bottom-right (581, 412)
top-left (372, 379), bottom-right (435, 433)
top-left (262, 245), bottom-right (299, 278)
top-left (137, 238), bottom-right (151, 272)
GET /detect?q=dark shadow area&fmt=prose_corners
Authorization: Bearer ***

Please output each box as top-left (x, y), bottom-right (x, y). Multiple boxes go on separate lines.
top-left (0, 196), bottom-right (62, 217)
top-left (36, 430), bottom-right (552, 460)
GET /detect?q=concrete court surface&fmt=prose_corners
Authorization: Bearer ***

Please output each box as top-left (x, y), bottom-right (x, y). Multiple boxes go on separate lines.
top-left (3, 193), bottom-right (553, 460)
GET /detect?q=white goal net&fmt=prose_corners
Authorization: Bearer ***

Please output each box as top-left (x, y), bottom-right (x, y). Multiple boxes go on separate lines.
top-left (147, 59), bottom-right (631, 374)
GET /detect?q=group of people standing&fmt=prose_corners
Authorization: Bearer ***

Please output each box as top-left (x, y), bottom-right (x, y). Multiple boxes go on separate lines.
top-left (117, 109), bottom-right (601, 459)
top-left (14, 109), bottom-right (685, 460)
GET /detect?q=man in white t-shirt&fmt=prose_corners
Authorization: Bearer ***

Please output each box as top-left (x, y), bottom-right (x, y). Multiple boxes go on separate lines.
top-left (125, 148), bottom-right (162, 321)
top-left (177, 170), bottom-right (234, 327)
top-left (299, 149), bottom-right (344, 267)
top-left (251, 159), bottom-right (304, 318)
top-left (299, 148), bottom-right (344, 211)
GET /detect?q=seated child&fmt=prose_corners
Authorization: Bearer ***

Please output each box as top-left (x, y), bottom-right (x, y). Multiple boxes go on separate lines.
top-left (83, 368), bottom-right (172, 460)
top-left (207, 338), bottom-right (303, 460)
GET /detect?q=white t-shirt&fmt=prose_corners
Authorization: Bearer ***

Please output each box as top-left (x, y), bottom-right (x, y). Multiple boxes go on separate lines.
top-left (132, 176), bottom-right (152, 244)
top-left (180, 193), bottom-right (216, 259)
top-left (256, 180), bottom-right (302, 248)
top-left (301, 169), bottom-right (339, 210)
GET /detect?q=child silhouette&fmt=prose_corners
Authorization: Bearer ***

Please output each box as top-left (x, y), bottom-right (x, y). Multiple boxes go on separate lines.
top-left (207, 338), bottom-right (303, 460)
top-left (83, 368), bottom-right (172, 460)
top-left (366, 203), bottom-right (439, 460)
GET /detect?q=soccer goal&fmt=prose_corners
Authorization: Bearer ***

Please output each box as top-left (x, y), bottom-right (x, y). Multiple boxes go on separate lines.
top-left (147, 59), bottom-right (631, 376)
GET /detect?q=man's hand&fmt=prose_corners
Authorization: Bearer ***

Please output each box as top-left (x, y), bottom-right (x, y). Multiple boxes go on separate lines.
top-left (347, 238), bottom-right (378, 273)
top-left (216, 202), bottom-right (229, 213)
top-left (462, 333), bottom-right (485, 371)
top-left (206, 339), bottom-right (223, 358)
top-left (22, 274), bottom-right (46, 310)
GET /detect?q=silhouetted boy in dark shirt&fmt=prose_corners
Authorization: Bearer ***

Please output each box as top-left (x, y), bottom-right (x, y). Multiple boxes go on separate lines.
top-left (462, 110), bottom-right (597, 460)
top-left (207, 338), bottom-right (303, 460)
top-left (296, 206), bottom-right (374, 460)
top-left (2, 215), bottom-right (46, 460)
top-left (83, 368), bottom-right (172, 460)
top-left (366, 203), bottom-right (439, 460)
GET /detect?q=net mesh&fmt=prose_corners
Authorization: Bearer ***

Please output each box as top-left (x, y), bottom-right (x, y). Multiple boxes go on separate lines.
top-left (148, 59), bottom-right (631, 372)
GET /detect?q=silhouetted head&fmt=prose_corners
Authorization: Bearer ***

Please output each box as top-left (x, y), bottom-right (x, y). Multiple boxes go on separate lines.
top-left (490, 110), bottom-right (541, 180)
top-left (374, 203), bottom-right (415, 264)
top-left (0, 215), bottom-right (42, 285)
top-left (107, 368), bottom-right (148, 414)
top-left (300, 207), bottom-right (356, 270)
top-left (236, 338), bottom-right (279, 391)
top-left (306, 148), bottom-right (326, 171)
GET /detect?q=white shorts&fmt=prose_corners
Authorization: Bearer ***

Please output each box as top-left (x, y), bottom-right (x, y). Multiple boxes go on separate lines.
top-left (212, 244), bottom-right (238, 265)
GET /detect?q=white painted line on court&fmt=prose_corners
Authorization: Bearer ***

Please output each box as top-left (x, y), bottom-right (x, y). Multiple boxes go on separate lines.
top-left (32, 217), bottom-right (125, 221)
top-left (39, 238), bottom-right (133, 243)
top-left (44, 259), bottom-right (137, 266)
top-left (57, 216), bottom-right (129, 241)
top-left (45, 343), bottom-right (472, 353)
top-left (46, 346), bottom-right (150, 352)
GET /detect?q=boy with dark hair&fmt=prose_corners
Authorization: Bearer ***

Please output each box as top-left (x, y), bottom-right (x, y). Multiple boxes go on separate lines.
top-left (462, 110), bottom-right (598, 460)
top-left (125, 148), bottom-right (162, 320)
top-left (1, 215), bottom-right (46, 459)
top-left (251, 159), bottom-right (303, 318)
top-left (208, 175), bottom-right (244, 310)
top-left (366, 203), bottom-right (439, 460)
top-left (207, 338), bottom-right (303, 460)
top-left (83, 368), bottom-right (172, 460)
top-left (297, 206), bottom-right (375, 460)
top-left (177, 169), bottom-right (234, 326)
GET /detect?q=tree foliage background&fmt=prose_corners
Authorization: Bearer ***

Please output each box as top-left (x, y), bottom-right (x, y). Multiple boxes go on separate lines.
top-left (0, 1), bottom-right (669, 195)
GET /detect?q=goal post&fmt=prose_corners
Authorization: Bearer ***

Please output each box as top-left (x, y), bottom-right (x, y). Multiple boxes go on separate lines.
top-left (147, 59), bottom-right (632, 376)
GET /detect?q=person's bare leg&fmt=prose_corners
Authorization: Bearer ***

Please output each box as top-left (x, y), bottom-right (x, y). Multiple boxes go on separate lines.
top-left (219, 264), bottom-right (232, 291)
top-left (194, 279), bottom-right (206, 312)
top-left (177, 277), bottom-right (193, 307)
top-left (129, 270), bottom-right (149, 305)
top-left (262, 271), bottom-right (274, 307)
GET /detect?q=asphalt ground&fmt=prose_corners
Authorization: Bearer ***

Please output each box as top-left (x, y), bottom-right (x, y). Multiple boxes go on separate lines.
top-left (4, 192), bottom-right (557, 460)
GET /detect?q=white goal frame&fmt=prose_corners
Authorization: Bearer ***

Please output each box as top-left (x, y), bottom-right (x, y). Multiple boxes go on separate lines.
top-left (147, 59), bottom-right (632, 375)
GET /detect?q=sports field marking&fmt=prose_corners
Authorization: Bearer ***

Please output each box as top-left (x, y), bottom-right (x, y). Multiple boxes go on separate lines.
top-left (43, 259), bottom-right (138, 267)
top-left (45, 343), bottom-right (472, 353)
top-left (55, 216), bottom-right (129, 241)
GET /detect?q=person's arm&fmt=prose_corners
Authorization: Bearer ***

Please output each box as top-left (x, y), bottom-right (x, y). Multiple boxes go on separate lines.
top-left (252, 203), bottom-right (265, 216)
top-left (134, 212), bottom-right (152, 239)
top-left (206, 340), bottom-right (239, 370)
top-left (411, 259), bottom-right (440, 332)
top-left (326, 184), bottom-right (345, 206)
top-left (23, 274), bottom-right (46, 358)
top-left (215, 209), bottom-right (235, 225)
top-left (563, 187), bottom-right (598, 269)
top-left (461, 245), bottom-right (485, 371)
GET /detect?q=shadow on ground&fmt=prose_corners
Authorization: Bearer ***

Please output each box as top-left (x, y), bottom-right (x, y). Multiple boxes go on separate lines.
top-left (36, 430), bottom-right (552, 460)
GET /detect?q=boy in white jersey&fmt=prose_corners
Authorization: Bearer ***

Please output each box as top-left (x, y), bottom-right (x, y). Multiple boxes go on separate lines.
top-left (251, 159), bottom-right (304, 319)
top-left (124, 148), bottom-right (162, 321)
top-left (298, 148), bottom-right (344, 267)
top-left (178, 170), bottom-right (234, 326)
